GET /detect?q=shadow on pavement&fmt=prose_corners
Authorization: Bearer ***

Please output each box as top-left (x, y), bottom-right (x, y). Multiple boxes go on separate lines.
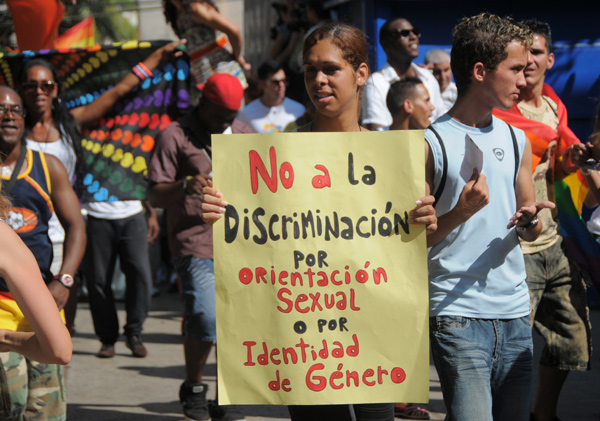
top-left (120, 364), bottom-right (185, 380)
top-left (68, 404), bottom-right (182, 420)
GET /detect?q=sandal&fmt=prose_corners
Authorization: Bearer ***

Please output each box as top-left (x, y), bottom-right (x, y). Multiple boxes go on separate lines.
top-left (394, 402), bottom-right (430, 420)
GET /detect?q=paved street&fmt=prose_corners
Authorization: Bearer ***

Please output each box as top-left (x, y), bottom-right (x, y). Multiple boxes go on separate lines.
top-left (66, 289), bottom-right (600, 420)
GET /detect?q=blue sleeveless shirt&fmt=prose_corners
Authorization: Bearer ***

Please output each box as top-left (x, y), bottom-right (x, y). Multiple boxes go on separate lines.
top-left (425, 115), bottom-right (530, 319)
top-left (1, 148), bottom-right (53, 288)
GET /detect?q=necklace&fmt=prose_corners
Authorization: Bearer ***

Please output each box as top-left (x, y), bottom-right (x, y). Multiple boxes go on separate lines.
top-left (31, 121), bottom-right (54, 153)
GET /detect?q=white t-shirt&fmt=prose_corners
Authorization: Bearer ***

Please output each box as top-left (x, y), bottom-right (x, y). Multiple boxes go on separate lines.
top-left (361, 62), bottom-right (445, 128)
top-left (440, 82), bottom-right (458, 115)
top-left (232, 97), bottom-right (305, 134)
top-left (83, 201), bottom-right (143, 220)
top-left (587, 206), bottom-right (600, 236)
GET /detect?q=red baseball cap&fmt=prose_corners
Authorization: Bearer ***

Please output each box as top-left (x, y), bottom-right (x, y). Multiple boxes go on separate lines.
top-left (197, 73), bottom-right (244, 111)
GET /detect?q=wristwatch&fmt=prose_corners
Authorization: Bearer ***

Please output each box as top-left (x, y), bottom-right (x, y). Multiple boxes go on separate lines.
top-left (182, 175), bottom-right (203, 199)
top-left (54, 273), bottom-right (74, 289)
top-left (182, 175), bottom-right (193, 195)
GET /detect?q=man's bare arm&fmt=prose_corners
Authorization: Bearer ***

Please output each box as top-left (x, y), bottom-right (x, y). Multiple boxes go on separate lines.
top-left (511, 138), bottom-right (554, 241)
top-left (46, 155), bottom-right (86, 310)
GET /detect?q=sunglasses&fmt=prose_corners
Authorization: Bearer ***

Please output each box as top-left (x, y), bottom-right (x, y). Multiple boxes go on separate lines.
top-left (0, 104), bottom-right (26, 118)
top-left (391, 28), bottom-right (421, 39)
top-left (267, 78), bottom-right (288, 86)
top-left (21, 80), bottom-right (57, 94)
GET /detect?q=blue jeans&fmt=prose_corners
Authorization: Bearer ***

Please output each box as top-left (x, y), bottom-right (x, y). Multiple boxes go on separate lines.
top-left (430, 316), bottom-right (533, 421)
top-left (173, 256), bottom-right (216, 341)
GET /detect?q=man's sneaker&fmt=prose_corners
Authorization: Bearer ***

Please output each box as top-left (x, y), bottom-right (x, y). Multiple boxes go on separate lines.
top-left (96, 343), bottom-right (115, 358)
top-left (125, 335), bottom-right (148, 358)
top-left (208, 400), bottom-right (245, 421)
top-left (179, 382), bottom-right (210, 421)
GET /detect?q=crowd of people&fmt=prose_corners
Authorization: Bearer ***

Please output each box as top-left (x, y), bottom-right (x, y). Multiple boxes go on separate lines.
top-left (0, 2), bottom-right (598, 421)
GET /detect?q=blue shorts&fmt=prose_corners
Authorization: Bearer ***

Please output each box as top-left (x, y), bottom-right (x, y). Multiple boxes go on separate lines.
top-left (173, 256), bottom-right (216, 341)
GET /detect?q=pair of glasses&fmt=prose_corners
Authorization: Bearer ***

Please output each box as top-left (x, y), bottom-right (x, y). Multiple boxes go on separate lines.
top-left (0, 104), bottom-right (26, 118)
top-left (392, 28), bottom-right (421, 39)
top-left (21, 80), bottom-right (57, 94)
top-left (267, 79), bottom-right (288, 86)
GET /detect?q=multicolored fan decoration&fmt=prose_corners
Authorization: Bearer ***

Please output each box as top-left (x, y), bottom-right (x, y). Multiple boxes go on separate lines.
top-left (0, 40), bottom-right (191, 202)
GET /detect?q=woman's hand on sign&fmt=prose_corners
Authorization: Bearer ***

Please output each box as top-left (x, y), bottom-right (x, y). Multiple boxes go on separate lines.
top-left (201, 180), bottom-right (228, 225)
top-left (409, 195), bottom-right (437, 235)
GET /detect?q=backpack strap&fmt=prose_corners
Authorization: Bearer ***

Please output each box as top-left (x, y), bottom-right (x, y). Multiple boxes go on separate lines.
top-left (507, 123), bottom-right (519, 186)
top-left (428, 126), bottom-right (447, 207)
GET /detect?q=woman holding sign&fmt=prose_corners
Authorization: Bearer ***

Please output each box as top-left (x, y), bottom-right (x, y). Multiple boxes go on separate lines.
top-left (202, 21), bottom-right (437, 421)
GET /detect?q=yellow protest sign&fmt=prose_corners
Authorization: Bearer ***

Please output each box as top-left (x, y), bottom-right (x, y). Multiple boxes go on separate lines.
top-left (212, 131), bottom-right (429, 405)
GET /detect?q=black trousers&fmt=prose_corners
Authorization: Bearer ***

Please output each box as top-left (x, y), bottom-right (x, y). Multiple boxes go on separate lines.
top-left (84, 212), bottom-right (152, 344)
top-left (288, 403), bottom-right (394, 421)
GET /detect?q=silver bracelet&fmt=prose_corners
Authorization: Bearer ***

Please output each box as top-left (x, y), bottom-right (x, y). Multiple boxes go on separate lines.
top-left (517, 215), bottom-right (539, 232)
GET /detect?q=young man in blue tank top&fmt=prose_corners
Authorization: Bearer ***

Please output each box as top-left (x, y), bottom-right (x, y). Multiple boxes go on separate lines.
top-left (423, 14), bottom-right (555, 421)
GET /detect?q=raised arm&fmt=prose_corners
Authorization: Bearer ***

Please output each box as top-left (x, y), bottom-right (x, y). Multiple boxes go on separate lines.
top-left (45, 154), bottom-right (86, 310)
top-left (70, 39), bottom-right (186, 129)
top-left (0, 223), bottom-right (72, 364)
top-left (509, 138), bottom-right (555, 241)
top-left (176, 0), bottom-right (251, 71)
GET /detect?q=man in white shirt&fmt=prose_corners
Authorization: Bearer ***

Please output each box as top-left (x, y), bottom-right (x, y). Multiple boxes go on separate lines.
top-left (361, 17), bottom-right (444, 130)
top-left (424, 48), bottom-right (457, 115)
top-left (232, 60), bottom-right (305, 133)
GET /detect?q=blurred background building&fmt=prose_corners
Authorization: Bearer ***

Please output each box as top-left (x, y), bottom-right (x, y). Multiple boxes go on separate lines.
top-left (1, 0), bottom-right (598, 137)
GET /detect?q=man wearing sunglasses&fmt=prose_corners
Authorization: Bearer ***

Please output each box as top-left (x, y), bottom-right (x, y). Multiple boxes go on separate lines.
top-left (362, 17), bottom-right (444, 131)
top-left (232, 60), bottom-right (305, 134)
top-left (0, 85), bottom-right (86, 421)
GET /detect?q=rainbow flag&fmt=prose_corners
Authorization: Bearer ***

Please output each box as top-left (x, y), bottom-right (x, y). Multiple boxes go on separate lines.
top-left (555, 173), bottom-right (600, 290)
top-left (494, 85), bottom-right (600, 290)
top-left (56, 17), bottom-right (96, 49)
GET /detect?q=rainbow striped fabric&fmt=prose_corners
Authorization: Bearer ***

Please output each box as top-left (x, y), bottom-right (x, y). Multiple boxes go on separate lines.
top-left (55, 17), bottom-right (96, 49)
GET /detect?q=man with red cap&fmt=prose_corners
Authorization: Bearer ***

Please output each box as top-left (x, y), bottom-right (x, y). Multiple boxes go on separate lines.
top-left (147, 73), bottom-right (245, 421)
